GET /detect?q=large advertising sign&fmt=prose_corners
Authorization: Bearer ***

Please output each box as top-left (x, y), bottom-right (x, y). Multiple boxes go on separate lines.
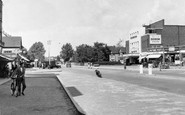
top-left (150, 34), bottom-right (161, 44)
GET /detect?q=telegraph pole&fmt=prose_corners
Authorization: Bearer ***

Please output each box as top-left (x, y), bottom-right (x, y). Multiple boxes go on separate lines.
top-left (47, 40), bottom-right (51, 66)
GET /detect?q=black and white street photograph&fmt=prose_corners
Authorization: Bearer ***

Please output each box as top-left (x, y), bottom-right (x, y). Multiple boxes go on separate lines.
top-left (1, 0), bottom-right (185, 115)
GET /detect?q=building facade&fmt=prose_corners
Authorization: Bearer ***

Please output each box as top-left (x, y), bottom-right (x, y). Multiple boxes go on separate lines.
top-left (122, 28), bottom-right (145, 65)
top-left (129, 28), bottom-right (145, 54)
top-left (141, 19), bottom-right (185, 64)
top-left (0, 0), bottom-right (3, 53)
top-left (109, 46), bottom-right (126, 62)
top-left (2, 36), bottom-right (23, 58)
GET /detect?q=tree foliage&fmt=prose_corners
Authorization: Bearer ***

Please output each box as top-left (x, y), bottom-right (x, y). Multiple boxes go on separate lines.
top-left (93, 42), bottom-right (111, 62)
top-left (76, 44), bottom-right (94, 63)
top-left (28, 42), bottom-right (46, 61)
top-left (60, 43), bottom-right (74, 62)
top-left (116, 39), bottom-right (123, 47)
top-left (75, 42), bottom-right (111, 63)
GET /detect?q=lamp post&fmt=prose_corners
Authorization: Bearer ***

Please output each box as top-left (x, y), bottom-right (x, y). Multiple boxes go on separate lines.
top-left (47, 40), bottom-right (51, 66)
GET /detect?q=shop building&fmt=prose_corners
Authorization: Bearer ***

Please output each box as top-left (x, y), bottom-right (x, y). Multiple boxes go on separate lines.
top-left (2, 36), bottom-right (23, 58)
top-left (123, 28), bottom-right (145, 65)
top-left (141, 19), bottom-right (185, 65)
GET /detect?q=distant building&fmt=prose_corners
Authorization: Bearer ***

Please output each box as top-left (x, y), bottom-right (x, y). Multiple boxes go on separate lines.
top-left (129, 28), bottom-right (145, 54)
top-left (123, 28), bottom-right (145, 65)
top-left (108, 46), bottom-right (126, 62)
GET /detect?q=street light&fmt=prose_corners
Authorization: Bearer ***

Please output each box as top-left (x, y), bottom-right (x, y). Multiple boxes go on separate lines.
top-left (47, 40), bottom-right (51, 66)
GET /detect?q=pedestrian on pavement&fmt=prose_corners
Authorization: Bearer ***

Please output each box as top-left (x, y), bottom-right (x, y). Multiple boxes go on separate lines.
top-left (124, 60), bottom-right (126, 70)
top-left (14, 60), bottom-right (22, 97)
top-left (20, 61), bottom-right (26, 96)
top-left (159, 61), bottom-right (162, 71)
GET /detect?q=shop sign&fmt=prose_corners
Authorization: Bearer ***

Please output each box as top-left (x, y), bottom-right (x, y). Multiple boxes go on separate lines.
top-left (169, 46), bottom-right (175, 51)
top-left (150, 34), bottom-right (161, 44)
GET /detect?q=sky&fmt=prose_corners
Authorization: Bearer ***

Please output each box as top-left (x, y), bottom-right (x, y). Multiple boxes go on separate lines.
top-left (2, 0), bottom-right (185, 56)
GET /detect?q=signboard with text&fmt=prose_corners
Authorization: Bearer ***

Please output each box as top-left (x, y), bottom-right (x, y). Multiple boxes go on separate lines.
top-left (150, 34), bottom-right (161, 44)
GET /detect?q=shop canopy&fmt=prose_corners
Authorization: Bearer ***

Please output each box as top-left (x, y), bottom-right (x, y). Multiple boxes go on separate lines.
top-left (139, 56), bottom-right (147, 61)
top-left (146, 54), bottom-right (161, 59)
top-left (122, 53), bottom-right (139, 57)
top-left (122, 53), bottom-right (139, 59)
top-left (0, 54), bottom-right (14, 62)
top-left (18, 53), bottom-right (29, 62)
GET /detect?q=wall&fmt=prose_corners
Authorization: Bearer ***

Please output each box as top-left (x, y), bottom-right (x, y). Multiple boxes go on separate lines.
top-left (161, 25), bottom-right (185, 46)
top-left (162, 26), bottom-right (179, 46)
top-left (0, 0), bottom-right (3, 49)
top-left (179, 26), bottom-right (185, 45)
top-left (129, 28), bottom-right (145, 54)
top-left (126, 40), bottom-right (129, 54)
top-left (150, 19), bottom-right (164, 29)
top-left (141, 35), bottom-right (149, 52)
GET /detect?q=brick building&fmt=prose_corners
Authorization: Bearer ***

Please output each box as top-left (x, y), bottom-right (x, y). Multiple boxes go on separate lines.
top-left (141, 19), bottom-right (185, 64)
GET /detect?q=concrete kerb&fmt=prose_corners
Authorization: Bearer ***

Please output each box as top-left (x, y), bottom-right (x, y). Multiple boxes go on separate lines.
top-left (0, 78), bottom-right (11, 85)
top-left (56, 76), bottom-right (86, 115)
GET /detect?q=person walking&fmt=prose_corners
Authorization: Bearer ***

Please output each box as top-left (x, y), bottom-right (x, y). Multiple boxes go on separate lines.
top-left (20, 61), bottom-right (26, 96)
top-left (14, 61), bottom-right (22, 97)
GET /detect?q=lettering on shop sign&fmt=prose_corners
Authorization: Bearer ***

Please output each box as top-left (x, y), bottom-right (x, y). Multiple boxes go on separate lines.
top-left (150, 34), bottom-right (161, 44)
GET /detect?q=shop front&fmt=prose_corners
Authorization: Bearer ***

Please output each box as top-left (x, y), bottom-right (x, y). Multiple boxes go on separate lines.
top-left (122, 53), bottom-right (139, 65)
top-left (0, 54), bottom-right (14, 78)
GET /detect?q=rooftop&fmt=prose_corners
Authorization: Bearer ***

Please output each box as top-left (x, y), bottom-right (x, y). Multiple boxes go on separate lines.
top-left (2, 36), bottom-right (22, 48)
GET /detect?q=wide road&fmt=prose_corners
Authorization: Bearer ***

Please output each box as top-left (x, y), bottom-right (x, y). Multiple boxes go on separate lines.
top-left (65, 66), bottom-right (185, 96)
top-left (0, 73), bottom-right (82, 115)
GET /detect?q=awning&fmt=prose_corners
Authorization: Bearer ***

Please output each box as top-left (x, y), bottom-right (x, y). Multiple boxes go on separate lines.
top-left (146, 54), bottom-right (161, 59)
top-left (122, 53), bottom-right (139, 57)
top-left (139, 56), bottom-right (147, 60)
top-left (18, 54), bottom-right (29, 62)
top-left (0, 54), bottom-right (14, 62)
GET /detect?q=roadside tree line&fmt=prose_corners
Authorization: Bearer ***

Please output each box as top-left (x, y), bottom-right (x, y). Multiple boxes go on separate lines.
top-left (60, 42), bottom-right (111, 64)
top-left (23, 40), bottom-right (123, 65)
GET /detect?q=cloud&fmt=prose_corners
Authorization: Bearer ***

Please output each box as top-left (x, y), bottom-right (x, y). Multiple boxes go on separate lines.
top-left (145, 0), bottom-right (185, 25)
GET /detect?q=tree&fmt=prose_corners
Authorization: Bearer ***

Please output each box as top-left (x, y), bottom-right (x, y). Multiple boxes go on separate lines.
top-left (116, 39), bottom-right (124, 47)
top-left (28, 42), bottom-right (46, 62)
top-left (93, 42), bottom-right (111, 62)
top-left (60, 43), bottom-right (74, 62)
top-left (76, 44), bottom-right (94, 63)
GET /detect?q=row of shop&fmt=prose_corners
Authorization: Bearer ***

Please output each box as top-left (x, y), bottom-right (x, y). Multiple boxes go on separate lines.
top-left (0, 53), bottom-right (29, 78)
top-left (122, 51), bottom-right (184, 67)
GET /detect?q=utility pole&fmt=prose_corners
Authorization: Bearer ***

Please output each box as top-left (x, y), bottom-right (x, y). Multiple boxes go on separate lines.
top-left (47, 40), bottom-right (51, 66)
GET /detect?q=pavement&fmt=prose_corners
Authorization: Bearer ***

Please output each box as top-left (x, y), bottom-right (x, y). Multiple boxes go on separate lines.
top-left (0, 78), bottom-right (10, 85)
top-left (57, 66), bottom-right (185, 115)
top-left (2, 65), bottom-right (185, 115)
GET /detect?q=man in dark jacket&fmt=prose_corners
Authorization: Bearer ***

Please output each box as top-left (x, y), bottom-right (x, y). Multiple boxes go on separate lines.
top-left (20, 62), bottom-right (26, 95)
top-left (15, 61), bottom-right (22, 97)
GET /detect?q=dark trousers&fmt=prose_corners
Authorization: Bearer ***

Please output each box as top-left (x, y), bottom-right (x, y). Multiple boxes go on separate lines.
top-left (21, 78), bottom-right (26, 93)
top-left (16, 77), bottom-right (22, 95)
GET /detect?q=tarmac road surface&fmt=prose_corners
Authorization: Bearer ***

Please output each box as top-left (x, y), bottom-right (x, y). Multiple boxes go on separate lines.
top-left (0, 74), bottom-right (82, 115)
